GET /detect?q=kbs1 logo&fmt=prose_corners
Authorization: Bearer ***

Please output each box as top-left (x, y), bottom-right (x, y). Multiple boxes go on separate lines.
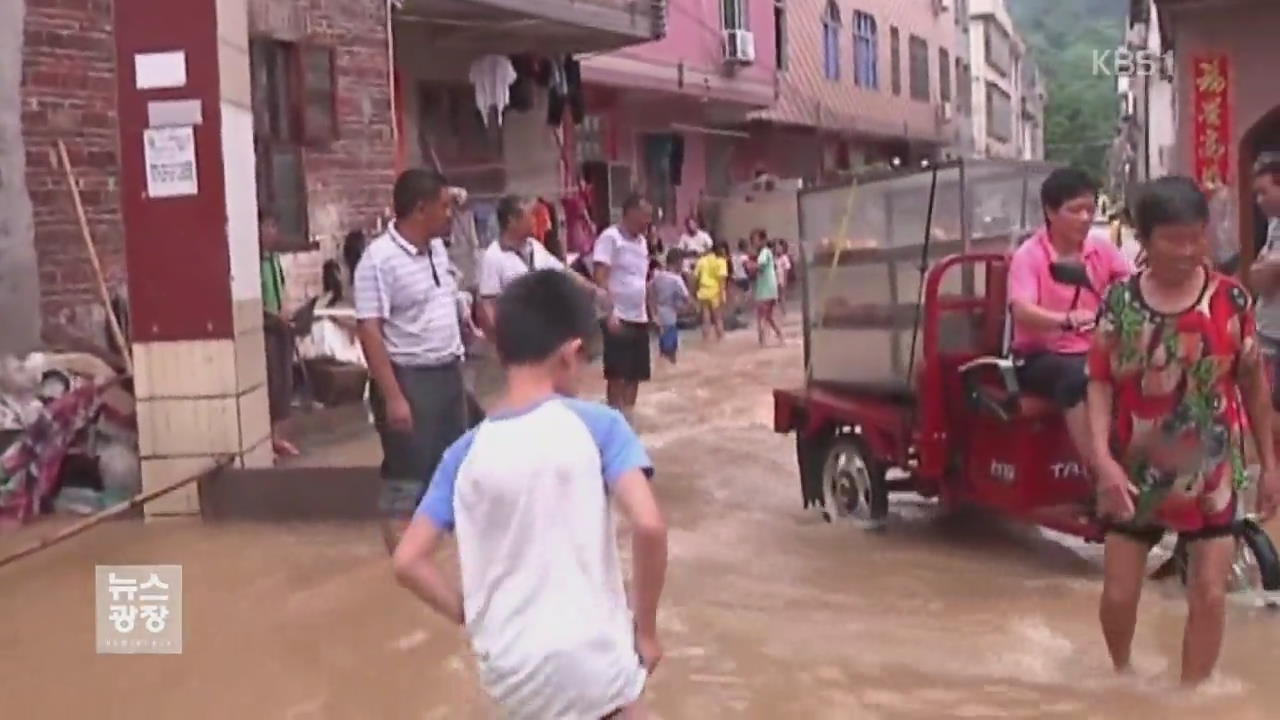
top-left (1092, 48), bottom-right (1174, 77)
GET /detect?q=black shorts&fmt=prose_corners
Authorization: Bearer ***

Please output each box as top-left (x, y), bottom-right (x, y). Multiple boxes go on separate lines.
top-left (602, 320), bottom-right (651, 382)
top-left (1106, 520), bottom-right (1236, 547)
top-left (1015, 351), bottom-right (1088, 409)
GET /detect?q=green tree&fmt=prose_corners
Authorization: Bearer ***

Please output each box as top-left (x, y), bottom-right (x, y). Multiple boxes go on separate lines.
top-left (1008, 0), bottom-right (1126, 179)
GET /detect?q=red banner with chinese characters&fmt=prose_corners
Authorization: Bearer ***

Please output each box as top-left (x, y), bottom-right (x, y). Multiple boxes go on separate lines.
top-left (1193, 54), bottom-right (1231, 188)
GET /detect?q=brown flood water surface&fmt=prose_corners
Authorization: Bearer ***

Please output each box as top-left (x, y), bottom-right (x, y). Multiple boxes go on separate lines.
top-left (2, 317), bottom-right (1279, 719)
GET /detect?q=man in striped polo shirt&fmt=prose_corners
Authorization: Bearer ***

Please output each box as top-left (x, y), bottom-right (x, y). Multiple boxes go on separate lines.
top-left (355, 169), bottom-right (471, 550)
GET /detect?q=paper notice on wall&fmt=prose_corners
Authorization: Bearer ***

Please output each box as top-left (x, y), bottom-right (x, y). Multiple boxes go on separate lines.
top-left (143, 126), bottom-right (198, 198)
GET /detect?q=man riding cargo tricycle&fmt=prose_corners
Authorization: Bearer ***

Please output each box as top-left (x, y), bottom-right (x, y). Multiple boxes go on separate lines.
top-left (773, 159), bottom-right (1280, 594)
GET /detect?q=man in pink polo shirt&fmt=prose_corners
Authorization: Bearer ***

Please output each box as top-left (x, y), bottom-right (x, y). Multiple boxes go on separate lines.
top-left (1008, 168), bottom-right (1133, 458)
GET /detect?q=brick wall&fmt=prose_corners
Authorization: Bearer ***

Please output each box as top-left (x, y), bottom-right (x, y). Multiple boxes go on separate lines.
top-left (21, 0), bottom-right (125, 346)
top-left (279, 0), bottom-right (397, 310)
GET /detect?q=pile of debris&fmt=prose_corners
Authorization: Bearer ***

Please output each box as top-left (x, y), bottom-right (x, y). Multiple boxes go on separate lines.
top-left (0, 353), bottom-right (139, 526)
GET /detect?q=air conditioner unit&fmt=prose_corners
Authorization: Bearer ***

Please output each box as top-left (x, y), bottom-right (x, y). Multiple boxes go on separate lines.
top-left (723, 29), bottom-right (756, 65)
top-left (941, 101), bottom-right (954, 121)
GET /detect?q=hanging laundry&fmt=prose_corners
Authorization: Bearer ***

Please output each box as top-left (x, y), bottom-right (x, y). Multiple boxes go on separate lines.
top-left (562, 191), bottom-right (597, 256)
top-left (546, 59), bottom-right (569, 127)
top-left (468, 55), bottom-right (517, 127)
top-left (508, 55), bottom-right (536, 113)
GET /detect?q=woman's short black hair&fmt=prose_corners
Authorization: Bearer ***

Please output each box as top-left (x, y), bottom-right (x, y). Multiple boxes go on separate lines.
top-left (1040, 167), bottom-right (1099, 213)
top-left (1131, 175), bottom-right (1209, 240)
top-left (494, 270), bottom-right (599, 366)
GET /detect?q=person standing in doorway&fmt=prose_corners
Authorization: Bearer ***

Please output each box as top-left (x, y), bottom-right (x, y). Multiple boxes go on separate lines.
top-left (594, 194), bottom-right (655, 423)
top-left (259, 213), bottom-right (299, 458)
top-left (1245, 151), bottom-right (1280, 444)
top-left (752, 232), bottom-right (784, 346)
top-left (355, 169), bottom-right (470, 553)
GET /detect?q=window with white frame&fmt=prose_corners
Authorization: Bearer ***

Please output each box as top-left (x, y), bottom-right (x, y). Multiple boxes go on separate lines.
top-left (852, 11), bottom-right (878, 89)
top-left (822, 1), bottom-right (841, 81)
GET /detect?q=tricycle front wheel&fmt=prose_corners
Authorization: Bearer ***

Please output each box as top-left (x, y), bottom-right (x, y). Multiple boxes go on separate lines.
top-left (819, 436), bottom-right (889, 529)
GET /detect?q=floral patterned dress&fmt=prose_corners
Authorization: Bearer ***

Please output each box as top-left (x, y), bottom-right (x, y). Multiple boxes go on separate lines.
top-left (1087, 270), bottom-right (1258, 533)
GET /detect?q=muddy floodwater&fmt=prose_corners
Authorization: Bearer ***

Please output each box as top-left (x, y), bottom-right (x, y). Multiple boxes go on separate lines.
top-left (3, 317), bottom-right (1279, 719)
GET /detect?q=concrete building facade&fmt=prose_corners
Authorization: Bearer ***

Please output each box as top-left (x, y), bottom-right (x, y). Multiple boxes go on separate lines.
top-left (748, 0), bottom-right (964, 181)
top-left (1155, 0), bottom-right (1280, 261)
top-left (968, 0), bottom-right (1024, 160)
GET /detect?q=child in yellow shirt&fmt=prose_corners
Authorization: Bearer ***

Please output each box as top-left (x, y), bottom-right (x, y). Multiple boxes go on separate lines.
top-left (693, 243), bottom-right (729, 341)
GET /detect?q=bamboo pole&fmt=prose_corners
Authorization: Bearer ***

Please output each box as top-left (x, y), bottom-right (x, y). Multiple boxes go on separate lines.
top-left (56, 140), bottom-right (133, 376)
top-left (0, 455), bottom-right (233, 570)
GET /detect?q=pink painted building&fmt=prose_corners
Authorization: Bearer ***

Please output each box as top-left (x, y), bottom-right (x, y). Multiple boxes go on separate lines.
top-left (1155, 0), bottom-right (1280, 261)
top-left (744, 0), bottom-right (967, 180)
top-left (580, 0), bottom-right (779, 239)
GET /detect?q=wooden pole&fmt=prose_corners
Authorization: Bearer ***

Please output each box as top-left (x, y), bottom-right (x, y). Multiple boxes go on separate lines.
top-left (56, 140), bottom-right (133, 376)
top-left (0, 456), bottom-right (233, 570)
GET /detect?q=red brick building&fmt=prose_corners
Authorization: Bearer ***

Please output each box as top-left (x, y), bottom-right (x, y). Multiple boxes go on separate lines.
top-left (14, 0), bottom-right (397, 350)
top-left (20, 0), bottom-right (124, 349)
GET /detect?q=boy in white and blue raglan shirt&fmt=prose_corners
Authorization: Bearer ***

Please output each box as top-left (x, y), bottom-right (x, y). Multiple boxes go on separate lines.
top-left (392, 269), bottom-right (669, 720)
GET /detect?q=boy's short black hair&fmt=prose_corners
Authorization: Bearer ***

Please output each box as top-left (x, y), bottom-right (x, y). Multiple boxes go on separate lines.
top-left (664, 249), bottom-right (682, 268)
top-left (1132, 175), bottom-right (1209, 240)
top-left (494, 269), bottom-right (599, 366)
top-left (1040, 167), bottom-right (1099, 213)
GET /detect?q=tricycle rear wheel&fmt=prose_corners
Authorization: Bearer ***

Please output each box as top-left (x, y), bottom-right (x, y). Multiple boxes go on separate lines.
top-left (1157, 519), bottom-right (1280, 594)
top-left (819, 436), bottom-right (889, 528)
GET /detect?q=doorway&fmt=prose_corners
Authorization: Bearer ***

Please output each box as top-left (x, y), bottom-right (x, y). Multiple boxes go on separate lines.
top-left (1238, 105), bottom-right (1280, 265)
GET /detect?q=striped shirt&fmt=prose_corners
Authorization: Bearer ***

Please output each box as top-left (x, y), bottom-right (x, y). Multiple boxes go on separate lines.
top-left (354, 223), bottom-right (464, 367)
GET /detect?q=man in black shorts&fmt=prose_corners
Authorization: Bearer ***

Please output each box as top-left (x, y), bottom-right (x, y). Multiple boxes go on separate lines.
top-left (593, 194), bottom-right (655, 423)
top-left (1007, 168), bottom-right (1133, 457)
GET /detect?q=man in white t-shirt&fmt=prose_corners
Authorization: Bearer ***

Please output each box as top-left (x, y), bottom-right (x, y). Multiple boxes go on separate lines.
top-left (676, 216), bottom-right (712, 273)
top-left (594, 195), bottom-right (655, 421)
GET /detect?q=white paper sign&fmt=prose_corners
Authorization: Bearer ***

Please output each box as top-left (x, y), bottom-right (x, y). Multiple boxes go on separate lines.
top-left (134, 51), bottom-right (187, 90)
top-left (143, 126), bottom-right (198, 198)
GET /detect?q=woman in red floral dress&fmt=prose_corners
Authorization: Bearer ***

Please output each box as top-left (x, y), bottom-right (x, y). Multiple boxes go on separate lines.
top-left (1087, 177), bottom-right (1280, 686)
